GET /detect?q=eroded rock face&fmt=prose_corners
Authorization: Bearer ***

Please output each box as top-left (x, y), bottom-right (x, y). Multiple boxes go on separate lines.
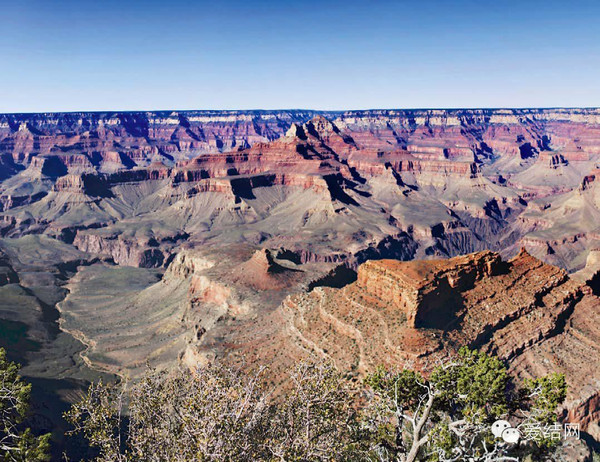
top-left (0, 249), bottom-right (18, 285)
top-left (53, 173), bottom-right (112, 197)
top-left (356, 251), bottom-right (503, 327)
top-left (1, 109), bottom-right (600, 448)
top-left (4, 108), bottom-right (600, 456)
top-left (232, 249), bottom-right (303, 291)
top-left (572, 249), bottom-right (600, 293)
top-left (73, 232), bottom-right (167, 268)
top-left (0, 111), bottom-right (319, 172)
top-left (2, 109), bottom-right (600, 273)
top-left (281, 250), bottom-right (600, 436)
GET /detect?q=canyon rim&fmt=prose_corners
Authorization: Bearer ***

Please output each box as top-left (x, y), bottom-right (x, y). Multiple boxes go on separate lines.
top-left (0, 109), bottom-right (599, 455)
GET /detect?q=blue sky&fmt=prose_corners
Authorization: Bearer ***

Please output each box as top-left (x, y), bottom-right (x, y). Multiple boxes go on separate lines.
top-left (1, 0), bottom-right (599, 112)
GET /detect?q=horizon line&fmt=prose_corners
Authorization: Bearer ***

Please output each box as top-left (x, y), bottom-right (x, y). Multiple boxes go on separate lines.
top-left (2, 106), bottom-right (600, 116)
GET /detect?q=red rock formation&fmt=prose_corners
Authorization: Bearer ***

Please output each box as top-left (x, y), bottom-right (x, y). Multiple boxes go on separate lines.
top-left (2, 108), bottom-right (600, 449)
top-left (232, 249), bottom-right (302, 290)
top-left (356, 251), bottom-right (503, 327)
top-left (539, 151), bottom-right (569, 168)
top-left (0, 110), bottom-right (318, 172)
top-left (3, 108), bottom-right (599, 178)
top-left (580, 168), bottom-right (600, 191)
top-left (3, 109), bottom-right (600, 276)
top-left (281, 250), bottom-right (600, 436)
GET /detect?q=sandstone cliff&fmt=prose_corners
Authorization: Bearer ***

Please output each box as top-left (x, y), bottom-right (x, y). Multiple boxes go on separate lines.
top-left (2, 109), bottom-right (600, 272)
top-left (2, 109), bottom-right (600, 455)
top-left (280, 250), bottom-right (600, 438)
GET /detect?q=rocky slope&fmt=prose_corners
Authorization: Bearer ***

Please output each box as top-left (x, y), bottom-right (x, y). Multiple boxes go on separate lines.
top-left (0, 108), bottom-right (600, 450)
top-left (2, 108), bottom-right (600, 271)
top-left (280, 249), bottom-right (600, 439)
top-left (0, 110), bottom-right (318, 170)
top-left (56, 244), bottom-right (338, 376)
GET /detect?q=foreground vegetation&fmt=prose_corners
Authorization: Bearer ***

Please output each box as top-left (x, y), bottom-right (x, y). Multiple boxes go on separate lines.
top-left (0, 348), bottom-right (50, 461)
top-left (66, 348), bottom-right (569, 462)
top-left (0, 344), bottom-right (575, 461)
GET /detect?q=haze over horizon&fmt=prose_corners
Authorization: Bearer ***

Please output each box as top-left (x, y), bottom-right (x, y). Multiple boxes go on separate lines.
top-left (2, 0), bottom-right (599, 113)
top-left (4, 105), bottom-right (600, 116)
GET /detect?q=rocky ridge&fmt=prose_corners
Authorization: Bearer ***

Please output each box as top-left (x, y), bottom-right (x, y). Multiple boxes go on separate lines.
top-left (280, 250), bottom-right (600, 439)
top-left (1, 108), bottom-right (600, 448)
top-left (2, 109), bottom-right (600, 271)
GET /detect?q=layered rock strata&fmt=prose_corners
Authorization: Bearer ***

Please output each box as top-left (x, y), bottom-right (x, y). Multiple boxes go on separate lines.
top-left (281, 250), bottom-right (600, 438)
top-left (2, 110), bottom-right (600, 272)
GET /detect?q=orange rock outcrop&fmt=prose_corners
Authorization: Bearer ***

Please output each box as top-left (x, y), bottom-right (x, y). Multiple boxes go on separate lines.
top-left (356, 251), bottom-right (503, 327)
top-left (282, 250), bottom-right (600, 437)
top-left (232, 249), bottom-right (302, 291)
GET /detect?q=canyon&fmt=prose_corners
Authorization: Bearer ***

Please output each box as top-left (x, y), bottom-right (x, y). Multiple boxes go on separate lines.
top-left (282, 249), bottom-right (600, 439)
top-left (0, 108), bottom-right (599, 453)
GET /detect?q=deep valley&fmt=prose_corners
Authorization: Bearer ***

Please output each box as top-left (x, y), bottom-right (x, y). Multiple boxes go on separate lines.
top-left (0, 108), bottom-right (599, 455)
